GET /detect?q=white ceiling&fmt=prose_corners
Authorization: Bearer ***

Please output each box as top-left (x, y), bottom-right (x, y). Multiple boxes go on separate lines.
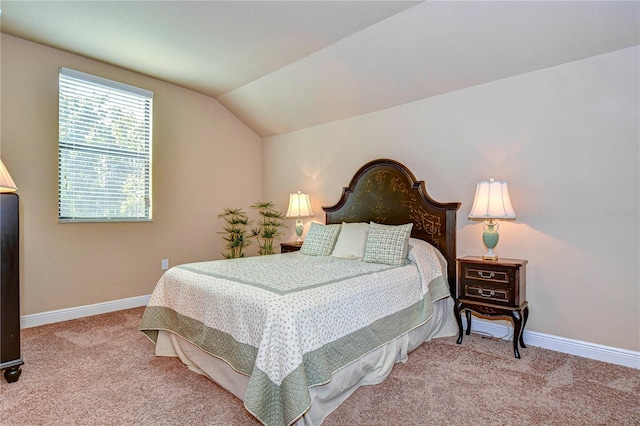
top-left (1, 1), bottom-right (638, 138)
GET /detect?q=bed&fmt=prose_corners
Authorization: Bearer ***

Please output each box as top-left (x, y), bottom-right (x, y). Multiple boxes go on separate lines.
top-left (139, 158), bottom-right (461, 425)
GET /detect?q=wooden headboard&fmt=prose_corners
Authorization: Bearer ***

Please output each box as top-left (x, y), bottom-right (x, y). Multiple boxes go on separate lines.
top-left (323, 159), bottom-right (461, 297)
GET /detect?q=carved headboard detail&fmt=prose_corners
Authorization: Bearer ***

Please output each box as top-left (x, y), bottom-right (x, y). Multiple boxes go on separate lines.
top-left (323, 159), bottom-right (461, 296)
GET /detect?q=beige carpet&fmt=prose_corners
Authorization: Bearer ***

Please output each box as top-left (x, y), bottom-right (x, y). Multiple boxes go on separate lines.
top-left (1, 307), bottom-right (638, 425)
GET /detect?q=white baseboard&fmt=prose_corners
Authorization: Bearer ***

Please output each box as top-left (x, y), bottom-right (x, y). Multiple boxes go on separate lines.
top-left (20, 295), bottom-right (150, 329)
top-left (21, 296), bottom-right (639, 369)
top-left (463, 317), bottom-right (640, 370)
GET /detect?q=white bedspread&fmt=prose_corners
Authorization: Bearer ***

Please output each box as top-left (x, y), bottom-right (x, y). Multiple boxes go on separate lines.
top-left (140, 239), bottom-right (450, 426)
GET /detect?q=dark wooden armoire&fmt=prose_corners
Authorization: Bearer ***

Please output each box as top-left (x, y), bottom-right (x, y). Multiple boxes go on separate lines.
top-left (1, 192), bottom-right (23, 382)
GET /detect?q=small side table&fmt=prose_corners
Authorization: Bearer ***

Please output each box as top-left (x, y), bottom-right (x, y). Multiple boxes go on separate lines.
top-left (454, 256), bottom-right (529, 358)
top-left (280, 241), bottom-right (303, 253)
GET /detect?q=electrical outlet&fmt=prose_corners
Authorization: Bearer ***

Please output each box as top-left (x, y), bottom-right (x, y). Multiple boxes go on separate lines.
top-left (161, 259), bottom-right (169, 270)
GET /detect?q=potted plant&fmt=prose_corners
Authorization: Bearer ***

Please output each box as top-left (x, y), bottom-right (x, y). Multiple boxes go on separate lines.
top-left (217, 207), bottom-right (251, 259)
top-left (250, 201), bottom-right (286, 255)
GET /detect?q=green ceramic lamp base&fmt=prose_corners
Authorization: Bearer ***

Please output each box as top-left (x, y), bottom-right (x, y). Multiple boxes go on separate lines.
top-left (482, 220), bottom-right (500, 261)
top-left (294, 219), bottom-right (304, 242)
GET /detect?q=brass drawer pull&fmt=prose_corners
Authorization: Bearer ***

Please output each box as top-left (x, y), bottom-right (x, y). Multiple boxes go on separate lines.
top-left (477, 289), bottom-right (496, 298)
top-left (478, 271), bottom-right (495, 279)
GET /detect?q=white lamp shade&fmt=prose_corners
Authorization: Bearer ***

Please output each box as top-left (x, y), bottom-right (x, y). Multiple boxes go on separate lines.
top-left (286, 191), bottom-right (313, 218)
top-left (0, 159), bottom-right (17, 193)
top-left (468, 178), bottom-right (516, 220)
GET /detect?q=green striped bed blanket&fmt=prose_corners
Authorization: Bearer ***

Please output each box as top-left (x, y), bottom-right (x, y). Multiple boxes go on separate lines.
top-left (139, 238), bottom-right (450, 426)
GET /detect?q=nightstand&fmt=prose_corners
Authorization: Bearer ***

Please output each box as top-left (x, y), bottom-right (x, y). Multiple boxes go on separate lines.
top-left (454, 256), bottom-right (529, 358)
top-left (280, 241), bottom-right (303, 253)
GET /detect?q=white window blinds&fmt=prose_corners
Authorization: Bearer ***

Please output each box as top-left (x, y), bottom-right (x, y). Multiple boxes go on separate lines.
top-left (58, 68), bottom-right (153, 222)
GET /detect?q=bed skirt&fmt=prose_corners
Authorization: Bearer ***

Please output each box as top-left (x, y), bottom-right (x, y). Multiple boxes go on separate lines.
top-left (155, 296), bottom-right (457, 425)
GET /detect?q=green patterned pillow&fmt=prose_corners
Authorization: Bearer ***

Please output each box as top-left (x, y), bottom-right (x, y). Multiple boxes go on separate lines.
top-left (300, 223), bottom-right (342, 256)
top-left (362, 222), bottom-right (414, 266)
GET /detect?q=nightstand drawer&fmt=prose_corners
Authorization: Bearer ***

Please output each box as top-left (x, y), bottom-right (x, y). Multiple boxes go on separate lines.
top-left (457, 256), bottom-right (527, 308)
top-left (461, 264), bottom-right (512, 285)
top-left (461, 281), bottom-right (513, 305)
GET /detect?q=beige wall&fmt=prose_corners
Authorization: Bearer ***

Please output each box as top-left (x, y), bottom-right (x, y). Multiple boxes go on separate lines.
top-left (1, 35), bottom-right (262, 315)
top-left (263, 47), bottom-right (640, 352)
top-left (2, 33), bottom-right (637, 353)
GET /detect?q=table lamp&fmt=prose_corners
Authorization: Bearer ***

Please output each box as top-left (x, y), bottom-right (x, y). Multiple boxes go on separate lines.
top-left (468, 177), bottom-right (516, 261)
top-left (285, 191), bottom-right (313, 242)
top-left (0, 159), bottom-right (17, 192)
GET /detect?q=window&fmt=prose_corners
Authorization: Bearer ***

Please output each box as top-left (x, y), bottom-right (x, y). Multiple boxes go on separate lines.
top-left (58, 68), bottom-right (153, 222)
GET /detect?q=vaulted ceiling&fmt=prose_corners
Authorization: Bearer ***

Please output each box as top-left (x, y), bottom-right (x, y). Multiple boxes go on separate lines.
top-left (1, 1), bottom-right (638, 137)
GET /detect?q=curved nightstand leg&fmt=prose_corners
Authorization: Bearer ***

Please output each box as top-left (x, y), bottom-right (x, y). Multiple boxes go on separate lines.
top-left (465, 309), bottom-right (472, 335)
top-left (454, 300), bottom-right (464, 344)
top-left (511, 310), bottom-right (523, 359)
top-left (519, 305), bottom-right (529, 349)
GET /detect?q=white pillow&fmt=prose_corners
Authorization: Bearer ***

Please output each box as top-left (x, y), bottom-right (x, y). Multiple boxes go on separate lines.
top-left (331, 222), bottom-right (370, 260)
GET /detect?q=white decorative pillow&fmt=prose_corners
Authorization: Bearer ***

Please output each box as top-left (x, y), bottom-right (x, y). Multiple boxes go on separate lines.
top-left (300, 223), bottom-right (342, 256)
top-left (362, 222), bottom-right (414, 266)
top-left (331, 222), bottom-right (370, 260)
